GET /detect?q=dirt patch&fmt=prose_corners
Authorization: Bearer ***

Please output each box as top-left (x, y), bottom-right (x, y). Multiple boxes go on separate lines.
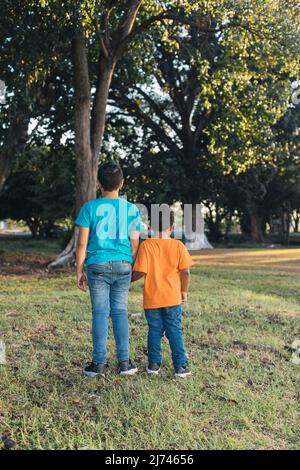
top-left (0, 252), bottom-right (71, 276)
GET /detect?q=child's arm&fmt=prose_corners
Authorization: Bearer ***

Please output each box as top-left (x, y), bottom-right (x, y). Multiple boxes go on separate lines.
top-left (180, 268), bottom-right (190, 304)
top-left (131, 240), bottom-right (147, 283)
top-left (131, 271), bottom-right (145, 283)
top-left (76, 226), bottom-right (89, 291)
top-left (130, 230), bottom-right (140, 264)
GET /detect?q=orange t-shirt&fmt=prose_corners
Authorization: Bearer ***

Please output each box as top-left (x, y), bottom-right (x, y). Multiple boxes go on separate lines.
top-left (133, 238), bottom-right (193, 309)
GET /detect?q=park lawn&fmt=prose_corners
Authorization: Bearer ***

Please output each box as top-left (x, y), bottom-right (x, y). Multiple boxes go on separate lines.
top-left (0, 245), bottom-right (300, 450)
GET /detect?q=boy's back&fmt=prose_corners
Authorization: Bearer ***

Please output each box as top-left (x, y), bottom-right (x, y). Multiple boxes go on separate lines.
top-left (76, 197), bottom-right (140, 265)
top-left (134, 238), bottom-right (192, 309)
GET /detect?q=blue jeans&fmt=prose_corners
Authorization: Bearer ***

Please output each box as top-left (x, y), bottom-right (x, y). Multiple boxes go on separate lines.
top-left (87, 262), bottom-right (131, 364)
top-left (145, 305), bottom-right (187, 369)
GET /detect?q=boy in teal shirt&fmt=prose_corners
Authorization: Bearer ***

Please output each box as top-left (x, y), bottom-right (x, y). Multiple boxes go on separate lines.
top-left (75, 162), bottom-right (141, 377)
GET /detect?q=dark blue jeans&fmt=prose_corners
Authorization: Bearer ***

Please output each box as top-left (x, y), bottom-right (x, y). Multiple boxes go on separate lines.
top-left (87, 262), bottom-right (131, 364)
top-left (145, 305), bottom-right (187, 369)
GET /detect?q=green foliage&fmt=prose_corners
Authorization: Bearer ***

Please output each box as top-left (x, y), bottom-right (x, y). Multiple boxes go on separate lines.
top-left (104, 0), bottom-right (300, 244)
top-left (0, 146), bottom-right (75, 237)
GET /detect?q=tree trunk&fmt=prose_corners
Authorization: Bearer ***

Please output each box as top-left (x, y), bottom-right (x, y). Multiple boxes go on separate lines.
top-left (26, 218), bottom-right (41, 239)
top-left (249, 211), bottom-right (265, 243)
top-left (91, 59), bottom-right (116, 167)
top-left (224, 213), bottom-right (232, 241)
top-left (280, 208), bottom-right (291, 245)
top-left (0, 153), bottom-right (10, 193)
top-left (49, 227), bottom-right (79, 268)
top-left (292, 210), bottom-right (299, 233)
top-left (72, 33), bottom-right (95, 214)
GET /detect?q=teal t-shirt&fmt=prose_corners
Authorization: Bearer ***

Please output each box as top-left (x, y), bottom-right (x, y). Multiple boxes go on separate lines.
top-left (75, 198), bottom-right (141, 265)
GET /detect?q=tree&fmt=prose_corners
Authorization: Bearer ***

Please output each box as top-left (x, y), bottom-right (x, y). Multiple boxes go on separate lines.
top-left (0, 146), bottom-right (75, 238)
top-left (0, 0), bottom-right (74, 192)
top-left (45, 0), bottom-right (225, 265)
top-left (106, 0), bottom-right (300, 245)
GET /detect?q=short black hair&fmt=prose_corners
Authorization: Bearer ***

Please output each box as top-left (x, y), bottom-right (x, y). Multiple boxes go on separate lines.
top-left (151, 204), bottom-right (175, 232)
top-left (98, 162), bottom-right (123, 191)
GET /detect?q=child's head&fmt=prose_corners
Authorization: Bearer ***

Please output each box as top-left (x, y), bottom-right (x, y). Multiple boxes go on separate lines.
top-left (98, 162), bottom-right (124, 192)
top-left (151, 205), bottom-right (175, 235)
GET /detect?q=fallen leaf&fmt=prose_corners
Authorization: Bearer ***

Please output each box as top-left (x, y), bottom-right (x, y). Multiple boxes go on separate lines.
top-left (218, 396), bottom-right (238, 405)
top-left (2, 434), bottom-right (17, 450)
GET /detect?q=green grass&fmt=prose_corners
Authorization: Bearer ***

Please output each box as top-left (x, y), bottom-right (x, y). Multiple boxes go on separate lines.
top-left (0, 238), bottom-right (62, 257)
top-left (0, 246), bottom-right (300, 450)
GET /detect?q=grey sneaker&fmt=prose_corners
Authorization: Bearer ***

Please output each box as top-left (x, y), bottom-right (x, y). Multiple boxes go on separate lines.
top-left (174, 366), bottom-right (192, 378)
top-left (146, 363), bottom-right (161, 375)
top-left (83, 362), bottom-right (107, 378)
top-left (119, 359), bottom-right (138, 376)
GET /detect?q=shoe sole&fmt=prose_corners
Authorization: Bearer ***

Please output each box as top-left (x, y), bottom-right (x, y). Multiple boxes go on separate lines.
top-left (83, 370), bottom-right (105, 378)
top-left (146, 367), bottom-right (161, 375)
top-left (119, 367), bottom-right (138, 376)
top-left (175, 372), bottom-right (192, 378)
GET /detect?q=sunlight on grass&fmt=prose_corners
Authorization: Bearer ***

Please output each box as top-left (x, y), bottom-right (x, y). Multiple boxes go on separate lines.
top-left (192, 248), bottom-right (300, 271)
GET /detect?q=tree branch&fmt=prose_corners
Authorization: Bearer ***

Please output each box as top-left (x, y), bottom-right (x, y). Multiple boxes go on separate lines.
top-left (110, 90), bottom-right (183, 160)
top-left (111, 0), bottom-right (143, 56)
top-left (134, 86), bottom-right (183, 139)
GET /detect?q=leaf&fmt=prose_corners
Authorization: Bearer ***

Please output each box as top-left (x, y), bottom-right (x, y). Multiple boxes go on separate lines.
top-left (1, 434), bottom-right (18, 450)
top-left (218, 396), bottom-right (238, 405)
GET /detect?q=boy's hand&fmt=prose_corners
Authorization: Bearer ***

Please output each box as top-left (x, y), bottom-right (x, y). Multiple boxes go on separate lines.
top-left (181, 292), bottom-right (188, 305)
top-left (77, 272), bottom-right (88, 291)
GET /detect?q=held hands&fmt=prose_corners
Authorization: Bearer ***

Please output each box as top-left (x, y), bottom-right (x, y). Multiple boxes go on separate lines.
top-left (181, 291), bottom-right (188, 305)
top-left (77, 272), bottom-right (88, 291)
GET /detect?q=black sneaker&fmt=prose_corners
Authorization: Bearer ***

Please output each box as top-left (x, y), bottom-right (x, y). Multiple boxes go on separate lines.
top-left (83, 362), bottom-right (107, 378)
top-left (146, 363), bottom-right (161, 375)
top-left (174, 366), bottom-right (192, 378)
top-left (119, 359), bottom-right (138, 376)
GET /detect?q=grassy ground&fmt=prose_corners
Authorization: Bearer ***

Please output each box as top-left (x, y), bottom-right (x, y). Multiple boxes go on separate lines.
top-left (0, 240), bottom-right (300, 450)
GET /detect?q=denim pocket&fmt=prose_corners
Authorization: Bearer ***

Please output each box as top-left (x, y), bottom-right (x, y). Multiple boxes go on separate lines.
top-left (115, 263), bottom-right (131, 276)
top-left (117, 267), bottom-right (131, 276)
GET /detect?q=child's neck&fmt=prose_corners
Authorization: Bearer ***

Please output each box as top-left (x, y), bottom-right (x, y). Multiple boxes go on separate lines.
top-left (156, 232), bottom-right (171, 239)
top-left (101, 190), bottom-right (120, 199)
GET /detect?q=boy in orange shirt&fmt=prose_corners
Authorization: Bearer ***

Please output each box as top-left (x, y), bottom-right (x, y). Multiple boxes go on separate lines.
top-left (132, 208), bottom-right (193, 378)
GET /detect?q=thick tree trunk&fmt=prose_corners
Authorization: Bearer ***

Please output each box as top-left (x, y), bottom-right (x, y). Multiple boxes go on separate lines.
top-left (72, 33), bottom-right (95, 213)
top-left (91, 59), bottom-right (116, 166)
top-left (249, 211), bottom-right (265, 243)
top-left (26, 218), bottom-right (41, 239)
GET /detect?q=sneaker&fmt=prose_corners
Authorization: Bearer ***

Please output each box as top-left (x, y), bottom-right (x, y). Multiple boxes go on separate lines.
top-left (83, 362), bottom-right (107, 378)
top-left (174, 366), bottom-right (192, 378)
top-left (119, 359), bottom-right (138, 376)
top-left (146, 363), bottom-right (161, 375)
